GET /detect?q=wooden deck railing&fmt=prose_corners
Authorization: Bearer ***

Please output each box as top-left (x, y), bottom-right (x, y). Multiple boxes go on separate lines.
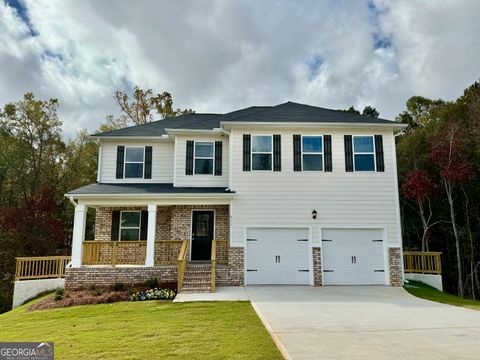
top-left (15, 256), bottom-right (71, 280)
top-left (211, 240), bottom-right (217, 293)
top-left (177, 240), bottom-right (188, 292)
top-left (83, 241), bottom-right (147, 266)
top-left (403, 251), bottom-right (442, 274)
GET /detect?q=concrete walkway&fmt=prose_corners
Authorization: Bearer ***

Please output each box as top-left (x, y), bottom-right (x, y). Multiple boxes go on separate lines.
top-left (245, 285), bottom-right (480, 360)
top-left (173, 286), bottom-right (249, 302)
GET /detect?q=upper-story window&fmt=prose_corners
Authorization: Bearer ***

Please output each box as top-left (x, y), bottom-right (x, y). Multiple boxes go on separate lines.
top-left (194, 142), bottom-right (214, 175)
top-left (124, 147), bottom-right (145, 178)
top-left (252, 135), bottom-right (273, 171)
top-left (353, 136), bottom-right (375, 171)
top-left (120, 211), bottom-right (141, 240)
top-left (302, 135), bottom-right (323, 171)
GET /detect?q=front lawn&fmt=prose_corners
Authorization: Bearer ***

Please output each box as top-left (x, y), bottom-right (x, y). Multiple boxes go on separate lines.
top-left (405, 280), bottom-right (480, 311)
top-left (0, 299), bottom-right (282, 359)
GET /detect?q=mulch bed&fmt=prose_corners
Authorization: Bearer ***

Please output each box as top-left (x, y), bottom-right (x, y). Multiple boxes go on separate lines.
top-left (28, 290), bottom-right (130, 311)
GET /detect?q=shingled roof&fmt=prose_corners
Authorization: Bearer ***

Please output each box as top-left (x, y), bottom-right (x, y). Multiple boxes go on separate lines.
top-left (92, 102), bottom-right (400, 137)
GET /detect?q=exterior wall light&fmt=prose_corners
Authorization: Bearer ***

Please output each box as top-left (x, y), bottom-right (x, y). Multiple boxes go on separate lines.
top-left (312, 210), bottom-right (318, 219)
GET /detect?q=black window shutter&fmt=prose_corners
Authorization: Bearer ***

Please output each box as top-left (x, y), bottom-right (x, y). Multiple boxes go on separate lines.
top-left (293, 134), bottom-right (302, 171)
top-left (144, 146), bottom-right (152, 179)
top-left (214, 141), bottom-right (222, 176)
top-left (374, 135), bottom-right (385, 172)
top-left (111, 211), bottom-right (120, 241)
top-left (185, 140), bottom-right (194, 175)
top-left (344, 135), bottom-right (354, 172)
top-left (116, 146), bottom-right (125, 179)
top-left (324, 135), bottom-right (332, 172)
top-left (273, 135), bottom-right (281, 171)
top-left (243, 134), bottom-right (251, 171)
top-left (140, 210), bottom-right (148, 240)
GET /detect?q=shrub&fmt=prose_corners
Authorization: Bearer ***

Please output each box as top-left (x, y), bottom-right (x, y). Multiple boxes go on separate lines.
top-left (129, 288), bottom-right (176, 302)
top-left (145, 278), bottom-right (158, 289)
top-left (92, 288), bottom-right (105, 297)
top-left (112, 282), bottom-right (125, 292)
top-left (54, 288), bottom-right (67, 301)
top-left (88, 285), bottom-right (97, 292)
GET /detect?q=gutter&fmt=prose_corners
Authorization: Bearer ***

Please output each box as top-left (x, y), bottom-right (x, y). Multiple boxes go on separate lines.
top-left (220, 121), bottom-right (407, 129)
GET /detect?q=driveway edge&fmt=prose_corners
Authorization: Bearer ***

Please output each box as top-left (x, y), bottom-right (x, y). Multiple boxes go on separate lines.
top-left (250, 301), bottom-right (292, 360)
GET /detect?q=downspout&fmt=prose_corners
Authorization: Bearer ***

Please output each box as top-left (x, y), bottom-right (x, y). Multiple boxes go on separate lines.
top-left (69, 196), bottom-right (77, 207)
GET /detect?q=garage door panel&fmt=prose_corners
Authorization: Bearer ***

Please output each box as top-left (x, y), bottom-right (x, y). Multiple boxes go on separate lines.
top-left (322, 228), bottom-right (386, 285)
top-left (246, 228), bottom-right (310, 285)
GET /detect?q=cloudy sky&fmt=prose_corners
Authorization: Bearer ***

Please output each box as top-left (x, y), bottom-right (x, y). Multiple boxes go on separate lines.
top-left (0, 0), bottom-right (479, 137)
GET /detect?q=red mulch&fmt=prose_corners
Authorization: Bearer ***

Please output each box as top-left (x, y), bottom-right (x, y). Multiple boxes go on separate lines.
top-left (28, 290), bottom-right (130, 311)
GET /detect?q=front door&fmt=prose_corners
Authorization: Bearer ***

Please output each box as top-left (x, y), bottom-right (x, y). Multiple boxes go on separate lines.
top-left (191, 211), bottom-right (214, 260)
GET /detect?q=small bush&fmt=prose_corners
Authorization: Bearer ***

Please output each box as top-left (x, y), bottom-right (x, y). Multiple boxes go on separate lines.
top-left (129, 288), bottom-right (176, 302)
top-left (145, 278), bottom-right (158, 289)
top-left (92, 288), bottom-right (105, 297)
top-left (88, 285), bottom-right (97, 292)
top-left (112, 282), bottom-right (125, 292)
top-left (54, 288), bottom-right (67, 301)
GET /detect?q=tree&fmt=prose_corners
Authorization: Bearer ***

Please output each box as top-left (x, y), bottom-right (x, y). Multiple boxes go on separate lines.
top-left (342, 106), bottom-right (361, 115)
top-left (101, 87), bottom-right (194, 132)
top-left (362, 106), bottom-right (379, 118)
top-left (429, 121), bottom-right (471, 297)
top-left (0, 93), bottom-right (64, 201)
top-left (402, 170), bottom-right (438, 252)
top-left (396, 96), bottom-right (445, 131)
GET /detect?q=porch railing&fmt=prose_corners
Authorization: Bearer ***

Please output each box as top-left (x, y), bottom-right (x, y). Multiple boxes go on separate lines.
top-left (177, 240), bottom-right (188, 292)
top-left (83, 241), bottom-right (147, 266)
top-left (15, 256), bottom-right (71, 280)
top-left (403, 251), bottom-right (442, 274)
top-left (211, 240), bottom-right (217, 293)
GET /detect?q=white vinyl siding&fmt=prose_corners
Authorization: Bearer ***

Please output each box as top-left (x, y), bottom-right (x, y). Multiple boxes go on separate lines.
top-left (175, 134), bottom-right (229, 187)
top-left (99, 140), bottom-right (174, 183)
top-left (229, 127), bottom-right (400, 249)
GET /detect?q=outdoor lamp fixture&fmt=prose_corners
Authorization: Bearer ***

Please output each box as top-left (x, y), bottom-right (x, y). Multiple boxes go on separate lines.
top-left (312, 209), bottom-right (318, 219)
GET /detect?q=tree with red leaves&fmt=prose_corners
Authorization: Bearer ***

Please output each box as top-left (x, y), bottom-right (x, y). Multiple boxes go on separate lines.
top-left (402, 170), bottom-right (439, 252)
top-left (0, 187), bottom-right (64, 256)
top-left (429, 122), bottom-right (471, 298)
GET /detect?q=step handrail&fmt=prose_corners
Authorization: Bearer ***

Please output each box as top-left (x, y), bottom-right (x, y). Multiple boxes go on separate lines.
top-left (211, 240), bottom-right (217, 293)
top-left (177, 240), bottom-right (188, 292)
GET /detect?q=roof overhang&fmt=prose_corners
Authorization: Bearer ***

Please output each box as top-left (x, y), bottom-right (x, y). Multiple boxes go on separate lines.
top-left (164, 128), bottom-right (225, 138)
top-left (220, 121), bottom-right (407, 130)
top-left (89, 135), bottom-right (170, 141)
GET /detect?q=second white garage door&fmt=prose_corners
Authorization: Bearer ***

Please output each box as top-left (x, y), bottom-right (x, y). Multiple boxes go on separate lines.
top-left (322, 228), bottom-right (387, 285)
top-left (246, 228), bottom-right (310, 285)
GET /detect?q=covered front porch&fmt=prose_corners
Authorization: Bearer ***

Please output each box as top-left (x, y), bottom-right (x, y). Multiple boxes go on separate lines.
top-left (66, 183), bottom-right (236, 292)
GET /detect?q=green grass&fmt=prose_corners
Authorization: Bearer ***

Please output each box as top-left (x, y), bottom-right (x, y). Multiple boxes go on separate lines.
top-left (405, 280), bottom-right (480, 311)
top-left (0, 297), bottom-right (282, 360)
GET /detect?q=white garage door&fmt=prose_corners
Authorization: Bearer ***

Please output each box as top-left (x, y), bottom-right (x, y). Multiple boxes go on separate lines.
top-left (246, 228), bottom-right (310, 285)
top-left (322, 228), bottom-right (386, 285)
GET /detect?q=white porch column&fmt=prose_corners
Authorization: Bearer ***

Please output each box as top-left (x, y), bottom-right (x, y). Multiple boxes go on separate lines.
top-left (145, 204), bottom-right (157, 267)
top-left (71, 204), bottom-right (87, 268)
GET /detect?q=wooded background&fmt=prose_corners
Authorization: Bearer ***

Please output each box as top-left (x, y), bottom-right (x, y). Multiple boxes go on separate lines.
top-left (0, 83), bottom-right (478, 312)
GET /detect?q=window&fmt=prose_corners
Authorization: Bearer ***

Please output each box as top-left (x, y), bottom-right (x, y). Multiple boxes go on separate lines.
top-left (252, 135), bottom-right (273, 170)
top-left (194, 142), bottom-right (214, 174)
top-left (120, 211), bottom-right (141, 240)
top-left (302, 136), bottom-right (323, 171)
top-left (124, 147), bottom-right (144, 178)
top-left (353, 136), bottom-right (375, 171)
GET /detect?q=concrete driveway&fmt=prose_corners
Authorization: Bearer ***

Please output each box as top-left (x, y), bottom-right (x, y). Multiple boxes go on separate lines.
top-left (246, 285), bottom-right (480, 360)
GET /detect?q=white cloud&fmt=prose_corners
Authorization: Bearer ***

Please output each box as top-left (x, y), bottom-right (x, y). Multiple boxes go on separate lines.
top-left (0, 0), bottom-right (479, 137)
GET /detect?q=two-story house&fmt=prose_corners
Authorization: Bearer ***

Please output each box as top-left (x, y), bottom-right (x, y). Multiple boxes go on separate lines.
top-left (65, 102), bottom-right (406, 292)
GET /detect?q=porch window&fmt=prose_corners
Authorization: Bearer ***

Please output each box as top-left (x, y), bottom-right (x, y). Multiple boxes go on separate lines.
top-left (120, 211), bottom-right (141, 240)
top-left (251, 135), bottom-right (273, 170)
top-left (353, 136), bottom-right (375, 171)
top-left (194, 142), bottom-right (214, 175)
top-left (124, 147), bottom-right (145, 178)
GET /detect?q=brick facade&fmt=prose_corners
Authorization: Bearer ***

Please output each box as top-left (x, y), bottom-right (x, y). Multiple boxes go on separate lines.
top-left (312, 247), bottom-right (322, 286)
top-left (388, 247), bottom-right (403, 286)
top-left (65, 266), bottom-right (177, 290)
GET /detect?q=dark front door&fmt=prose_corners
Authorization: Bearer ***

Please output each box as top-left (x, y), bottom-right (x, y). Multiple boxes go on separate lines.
top-left (191, 211), bottom-right (214, 260)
